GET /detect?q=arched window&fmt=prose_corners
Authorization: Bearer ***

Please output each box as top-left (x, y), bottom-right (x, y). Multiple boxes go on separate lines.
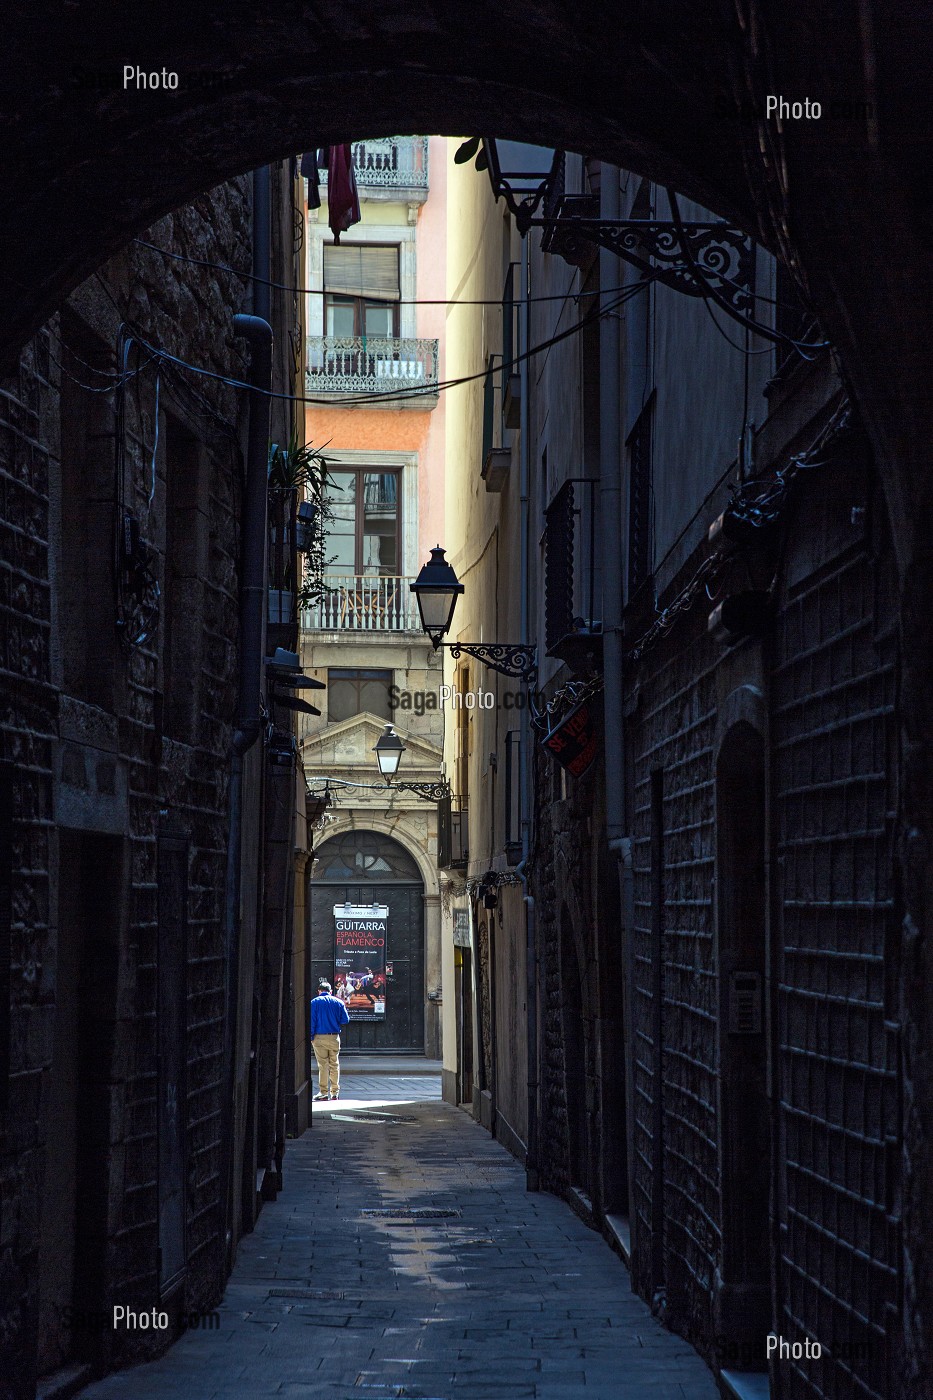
top-left (313, 830), bottom-right (421, 882)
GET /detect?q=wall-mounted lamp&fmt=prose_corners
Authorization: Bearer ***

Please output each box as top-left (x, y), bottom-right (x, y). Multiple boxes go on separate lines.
top-left (410, 546), bottom-right (537, 684)
top-left (372, 724), bottom-right (451, 804)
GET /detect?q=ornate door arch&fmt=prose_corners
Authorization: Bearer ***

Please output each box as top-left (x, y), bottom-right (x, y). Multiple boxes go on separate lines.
top-left (309, 831), bottom-right (425, 1052)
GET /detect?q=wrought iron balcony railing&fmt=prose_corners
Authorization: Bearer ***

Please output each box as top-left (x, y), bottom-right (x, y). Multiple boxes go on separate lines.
top-left (306, 336), bottom-right (439, 401)
top-left (301, 575), bottom-right (420, 633)
top-left (319, 136), bottom-right (429, 192)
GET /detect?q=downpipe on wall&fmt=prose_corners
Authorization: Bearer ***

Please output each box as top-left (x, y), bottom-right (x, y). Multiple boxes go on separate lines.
top-left (220, 167), bottom-right (273, 1266)
top-left (599, 164), bottom-right (638, 1241)
top-left (518, 235), bottom-right (540, 1193)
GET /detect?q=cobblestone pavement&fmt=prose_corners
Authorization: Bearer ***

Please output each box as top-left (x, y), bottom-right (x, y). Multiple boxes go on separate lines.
top-left (78, 1075), bottom-right (718, 1400)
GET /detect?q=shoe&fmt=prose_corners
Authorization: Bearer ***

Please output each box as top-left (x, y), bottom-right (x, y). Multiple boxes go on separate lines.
top-left (330, 1092), bottom-right (339, 1100)
top-left (313, 1093), bottom-right (328, 1101)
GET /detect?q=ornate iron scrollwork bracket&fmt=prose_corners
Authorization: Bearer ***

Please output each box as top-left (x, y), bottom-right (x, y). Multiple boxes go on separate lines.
top-left (444, 641), bottom-right (538, 685)
top-left (390, 779), bottom-right (452, 804)
top-left (533, 206), bottom-right (754, 314)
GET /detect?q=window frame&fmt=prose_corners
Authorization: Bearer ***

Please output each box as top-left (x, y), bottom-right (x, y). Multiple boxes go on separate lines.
top-left (325, 466), bottom-right (403, 576)
top-left (323, 242), bottom-right (401, 339)
top-left (324, 293), bottom-right (400, 338)
top-left (326, 667), bottom-right (394, 723)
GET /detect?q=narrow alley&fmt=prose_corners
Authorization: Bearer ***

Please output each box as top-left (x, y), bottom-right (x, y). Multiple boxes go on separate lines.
top-left (5, 14), bottom-right (933, 1398)
top-left (73, 1066), bottom-right (717, 1400)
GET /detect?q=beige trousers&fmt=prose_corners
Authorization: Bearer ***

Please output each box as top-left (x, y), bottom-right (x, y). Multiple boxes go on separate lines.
top-left (312, 1033), bottom-right (341, 1095)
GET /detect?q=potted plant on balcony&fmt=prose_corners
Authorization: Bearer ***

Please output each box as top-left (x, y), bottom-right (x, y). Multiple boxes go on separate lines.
top-left (267, 436), bottom-right (335, 625)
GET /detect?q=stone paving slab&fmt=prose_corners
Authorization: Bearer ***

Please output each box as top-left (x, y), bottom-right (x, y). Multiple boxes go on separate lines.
top-left (77, 1076), bottom-right (718, 1400)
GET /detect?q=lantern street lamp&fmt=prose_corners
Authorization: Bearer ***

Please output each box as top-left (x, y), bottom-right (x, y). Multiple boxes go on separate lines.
top-left (481, 140), bottom-right (560, 233)
top-left (372, 725), bottom-right (451, 803)
top-left (374, 724), bottom-right (405, 781)
top-left (409, 546), bottom-right (463, 647)
top-left (410, 546), bottom-right (537, 684)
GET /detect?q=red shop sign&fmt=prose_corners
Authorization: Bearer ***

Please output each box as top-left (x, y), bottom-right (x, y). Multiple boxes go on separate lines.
top-left (541, 700), bottom-right (599, 778)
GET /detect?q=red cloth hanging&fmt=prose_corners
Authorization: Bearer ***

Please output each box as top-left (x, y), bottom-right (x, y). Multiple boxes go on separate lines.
top-left (327, 144), bottom-right (361, 244)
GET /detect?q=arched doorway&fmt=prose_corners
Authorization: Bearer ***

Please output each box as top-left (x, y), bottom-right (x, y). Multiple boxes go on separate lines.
top-left (309, 830), bottom-right (425, 1052)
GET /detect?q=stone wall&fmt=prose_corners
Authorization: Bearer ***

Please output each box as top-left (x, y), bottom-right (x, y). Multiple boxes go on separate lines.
top-left (0, 166), bottom-right (298, 1394)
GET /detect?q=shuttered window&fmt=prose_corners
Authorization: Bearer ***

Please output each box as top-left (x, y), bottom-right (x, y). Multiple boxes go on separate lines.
top-left (323, 245), bottom-right (400, 302)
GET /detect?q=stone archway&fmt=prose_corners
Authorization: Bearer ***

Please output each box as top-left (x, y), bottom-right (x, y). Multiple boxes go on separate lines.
top-left (4, 6), bottom-right (933, 1386)
top-left (310, 817), bottom-right (443, 1055)
top-left (310, 829), bottom-right (426, 1051)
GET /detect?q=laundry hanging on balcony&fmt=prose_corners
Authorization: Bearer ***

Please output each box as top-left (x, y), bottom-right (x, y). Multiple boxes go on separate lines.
top-left (326, 144), bottom-right (361, 244)
top-left (301, 149), bottom-right (323, 210)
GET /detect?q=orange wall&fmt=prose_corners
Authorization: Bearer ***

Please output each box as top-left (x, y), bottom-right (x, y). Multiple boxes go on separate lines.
top-left (306, 408), bottom-right (430, 456)
top-left (304, 135), bottom-right (447, 563)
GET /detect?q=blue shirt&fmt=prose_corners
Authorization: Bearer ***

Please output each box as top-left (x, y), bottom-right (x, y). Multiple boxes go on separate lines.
top-left (310, 993), bottom-right (351, 1037)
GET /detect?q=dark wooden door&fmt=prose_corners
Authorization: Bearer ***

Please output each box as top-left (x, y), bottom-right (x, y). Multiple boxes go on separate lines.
top-left (310, 881), bottom-right (424, 1051)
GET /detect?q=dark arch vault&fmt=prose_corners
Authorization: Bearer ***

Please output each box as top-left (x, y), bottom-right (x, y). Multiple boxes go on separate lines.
top-left (3, 0), bottom-right (933, 1388)
top-left (3, 2), bottom-right (932, 558)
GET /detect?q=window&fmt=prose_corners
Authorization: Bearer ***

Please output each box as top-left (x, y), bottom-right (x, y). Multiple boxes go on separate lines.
top-left (327, 668), bottom-right (393, 723)
top-left (314, 830), bottom-right (421, 881)
top-left (325, 468), bottom-right (400, 575)
top-left (324, 244), bottom-right (400, 337)
top-left (627, 399), bottom-right (653, 594)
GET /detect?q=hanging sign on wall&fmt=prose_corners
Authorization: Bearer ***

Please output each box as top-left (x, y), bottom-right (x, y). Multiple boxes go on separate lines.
top-left (541, 699), bottom-right (599, 778)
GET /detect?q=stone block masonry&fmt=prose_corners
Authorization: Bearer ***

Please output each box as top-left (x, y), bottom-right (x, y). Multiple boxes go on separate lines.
top-left (0, 166), bottom-right (298, 1396)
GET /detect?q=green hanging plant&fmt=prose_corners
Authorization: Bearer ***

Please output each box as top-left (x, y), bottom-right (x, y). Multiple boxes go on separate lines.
top-left (267, 435), bottom-right (338, 607)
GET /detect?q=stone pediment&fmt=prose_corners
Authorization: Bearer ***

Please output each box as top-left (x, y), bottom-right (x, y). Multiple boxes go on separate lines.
top-left (301, 713), bottom-right (443, 773)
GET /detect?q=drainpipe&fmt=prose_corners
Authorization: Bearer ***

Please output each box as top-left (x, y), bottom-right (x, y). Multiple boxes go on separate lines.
top-left (599, 165), bottom-right (637, 1233)
top-left (221, 166), bottom-right (273, 1267)
top-left (518, 234), bottom-right (540, 1192)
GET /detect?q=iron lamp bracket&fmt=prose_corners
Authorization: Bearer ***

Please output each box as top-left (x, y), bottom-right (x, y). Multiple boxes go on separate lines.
top-left (443, 641), bottom-right (538, 685)
top-left (531, 210), bottom-right (754, 313)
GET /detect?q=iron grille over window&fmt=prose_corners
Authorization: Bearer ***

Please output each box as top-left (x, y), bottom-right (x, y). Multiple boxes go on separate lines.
top-left (543, 479), bottom-right (598, 660)
top-left (627, 400), bottom-right (653, 594)
top-left (314, 830), bottom-right (421, 881)
top-left (545, 482), bottom-right (576, 651)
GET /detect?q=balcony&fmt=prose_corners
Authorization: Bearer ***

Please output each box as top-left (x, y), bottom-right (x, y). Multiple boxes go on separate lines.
top-left (319, 137), bottom-right (429, 197)
top-left (306, 336), bottom-right (439, 407)
top-left (301, 575), bottom-right (420, 633)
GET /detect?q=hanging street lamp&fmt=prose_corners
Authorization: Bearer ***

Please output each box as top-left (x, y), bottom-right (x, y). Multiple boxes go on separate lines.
top-left (374, 724), bottom-right (406, 782)
top-left (372, 724), bottom-right (451, 803)
top-left (410, 546), bottom-right (537, 684)
top-left (408, 545), bottom-right (463, 647)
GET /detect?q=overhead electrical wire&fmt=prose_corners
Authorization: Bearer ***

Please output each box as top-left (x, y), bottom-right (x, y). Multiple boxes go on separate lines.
top-left (126, 282), bottom-right (651, 410)
top-left (133, 231), bottom-right (802, 315)
top-left (133, 235), bottom-right (636, 308)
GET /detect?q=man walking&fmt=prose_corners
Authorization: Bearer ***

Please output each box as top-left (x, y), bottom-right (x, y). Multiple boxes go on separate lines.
top-left (311, 980), bottom-right (350, 1101)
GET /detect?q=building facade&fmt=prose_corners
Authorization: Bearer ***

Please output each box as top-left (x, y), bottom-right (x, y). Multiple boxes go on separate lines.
top-left (444, 145), bottom-right (905, 1400)
top-left (300, 137), bottom-right (448, 1059)
top-left (0, 161), bottom-right (315, 1396)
